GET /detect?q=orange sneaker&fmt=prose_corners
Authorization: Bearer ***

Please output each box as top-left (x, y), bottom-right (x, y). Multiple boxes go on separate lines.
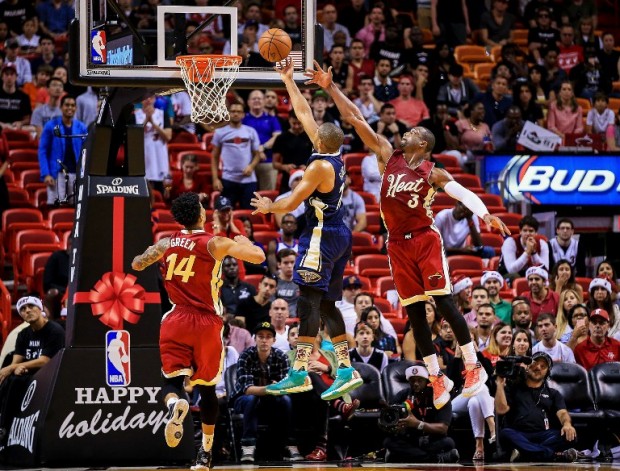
top-left (429, 373), bottom-right (453, 409)
top-left (462, 363), bottom-right (488, 397)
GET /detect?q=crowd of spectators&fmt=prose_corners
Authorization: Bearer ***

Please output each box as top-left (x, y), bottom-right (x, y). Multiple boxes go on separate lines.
top-left (1, 0), bottom-right (620, 466)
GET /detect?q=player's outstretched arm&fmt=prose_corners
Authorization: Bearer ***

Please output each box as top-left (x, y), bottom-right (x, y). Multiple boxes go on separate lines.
top-left (305, 60), bottom-right (393, 172)
top-left (431, 168), bottom-right (511, 236)
top-left (209, 235), bottom-right (266, 264)
top-left (131, 238), bottom-right (171, 271)
top-left (251, 159), bottom-right (327, 215)
top-left (276, 57), bottom-right (319, 146)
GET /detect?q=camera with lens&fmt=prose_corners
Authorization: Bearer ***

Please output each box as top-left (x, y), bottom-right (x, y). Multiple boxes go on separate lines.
top-left (495, 355), bottom-right (532, 380)
top-left (378, 404), bottom-right (409, 433)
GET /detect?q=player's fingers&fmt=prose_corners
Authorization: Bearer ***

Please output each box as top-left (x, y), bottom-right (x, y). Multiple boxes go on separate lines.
top-left (252, 209), bottom-right (260, 215)
top-left (327, 66), bottom-right (333, 75)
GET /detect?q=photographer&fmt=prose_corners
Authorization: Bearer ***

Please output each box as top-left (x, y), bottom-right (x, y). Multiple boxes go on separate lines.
top-left (382, 364), bottom-right (459, 464)
top-left (495, 352), bottom-right (578, 463)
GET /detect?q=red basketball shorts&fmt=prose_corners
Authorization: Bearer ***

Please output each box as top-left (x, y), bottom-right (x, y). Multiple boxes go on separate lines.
top-left (160, 305), bottom-right (224, 386)
top-left (387, 227), bottom-right (451, 305)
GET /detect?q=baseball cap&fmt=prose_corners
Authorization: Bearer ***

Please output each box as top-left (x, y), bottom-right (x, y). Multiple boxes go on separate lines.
top-left (254, 321), bottom-right (276, 336)
top-left (590, 308), bottom-right (610, 322)
top-left (481, 270), bottom-right (503, 286)
top-left (17, 296), bottom-right (43, 312)
top-left (312, 90), bottom-right (329, 101)
top-left (288, 169), bottom-right (304, 187)
top-left (405, 363), bottom-right (429, 380)
top-left (1, 62), bottom-right (17, 74)
top-left (343, 275), bottom-right (363, 289)
top-left (5, 38), bottom-right (19, 48)
top-left (531, 351), bottom-right (553, 370)
top-left (214, 195), bottom-right (233, 211)
top-left (589, 277), bottom-right (612, 294)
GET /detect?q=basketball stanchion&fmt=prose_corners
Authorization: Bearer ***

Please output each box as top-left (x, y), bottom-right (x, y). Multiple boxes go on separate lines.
top-left (176, 54), bottom-right (242, 125)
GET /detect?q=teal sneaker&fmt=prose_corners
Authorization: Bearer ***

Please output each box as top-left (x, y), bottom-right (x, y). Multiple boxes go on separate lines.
top-left (320, 366), bottom-right (363, 401)
top-left (265, 368), bottom-right (312, 395)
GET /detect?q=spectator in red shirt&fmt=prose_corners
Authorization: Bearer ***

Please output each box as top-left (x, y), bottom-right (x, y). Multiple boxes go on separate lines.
top-left (388, 74), bottom-right (429, 128)
top-left (558, 25), bottom-right (584, 73)
top-left (524, 266), bottom-right (559, 325)
top-left (164, 153), bottom-right (210, 205)
top-left (574, 308), bottom-right (620, 370)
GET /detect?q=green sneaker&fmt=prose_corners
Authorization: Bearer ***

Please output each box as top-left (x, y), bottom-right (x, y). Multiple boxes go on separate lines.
top-left (320, 366), bottom-right (363, 401)
top-left (265, 368), bottom-right (312, 395)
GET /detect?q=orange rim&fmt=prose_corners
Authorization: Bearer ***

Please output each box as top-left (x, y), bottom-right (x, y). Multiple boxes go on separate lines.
top-left (176, 54), bottom-right (242, 82)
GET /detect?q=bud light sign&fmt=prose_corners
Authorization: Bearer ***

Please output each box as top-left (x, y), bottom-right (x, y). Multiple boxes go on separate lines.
top-left (483, 154), bottom-right (620, 206)
top-left (105, 330), bottom-right (131, 387)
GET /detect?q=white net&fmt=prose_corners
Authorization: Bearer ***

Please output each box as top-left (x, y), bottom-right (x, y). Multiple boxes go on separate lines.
top-left (176, 55), bottom-right (242, 125)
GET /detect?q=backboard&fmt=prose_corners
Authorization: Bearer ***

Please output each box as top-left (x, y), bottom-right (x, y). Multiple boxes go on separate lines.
top-left (70, 0), bottom-right (321, 89)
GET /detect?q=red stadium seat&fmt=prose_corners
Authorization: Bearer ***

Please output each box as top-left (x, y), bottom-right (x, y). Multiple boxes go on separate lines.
top-left (8, 187), bottom-right (32, 208)
top-left (25, 251), bottom-right (53, 296)
top-left (452, 173), bottom-right (484, 192)
top-left (465, 233), bottom-right (505, 256)
top-left (47, 208), bottom-right (76, 231)
top-left (374, 297), bottom-right (393, 315)
top-left (447, 255), bottom-right (484, 272)
top-left (365, 211), bottom-right (383, 235)
top-left (167, 143), bottom-right (202, 165)
top-left (243, 274), bottom-right (263, 290)
top-left (355, 254), bottom-right (390, 279)
top-left (351, 232), bottom-right (381, 256)
top-left (375, 276), bottom-right (396, 297)
top-left (433, 154), bottom-right (460, 168)
top-left (0, 280), bottom-right (11, 341)
top-left (202, 132), bottom-right (215, 151)
top-left (252, 231), bottom-right (280, 248)
top-left (357, 191), bottom-right (377, 205)
top-left (343, 153), bottom-right (367, 170)
top-left (175, 150), bottom-right (213, 170)
top-left (513, 277), bottom-right (528, 296)
top-left (347, 165), bottom-right (363, 191)
top-left (8, 148), bottom-right (38, 163)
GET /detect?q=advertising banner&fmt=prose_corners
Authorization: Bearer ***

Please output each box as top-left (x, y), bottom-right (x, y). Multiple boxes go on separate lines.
top-left (482, 154), bottom-right (620, 205)
top-left (517, 121), bottom-right (562, 151)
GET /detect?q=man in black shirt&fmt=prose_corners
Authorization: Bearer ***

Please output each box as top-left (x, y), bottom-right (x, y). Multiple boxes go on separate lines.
top-left (236, 275), bottom-right (276, 333)
top-left (384, 364), bottom-right (459, 463)
top-left (0, 296), bottom-right (64, 384)
top-left (370, 104), bottom-right (407, 149)
top-left (495, 352), bottom-right (578, 462)
top-left (272, 111), bottom-right (313, 194)
top-left (221, 256), bottom-right (256, 315)
top-left (0, 63), bottom-right (32, 130)
top-left (528, 7), bottom-right (561, 65)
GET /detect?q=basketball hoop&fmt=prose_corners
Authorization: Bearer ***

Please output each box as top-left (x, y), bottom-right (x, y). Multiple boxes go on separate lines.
top-left (176, 54), bottom-right (242, 125)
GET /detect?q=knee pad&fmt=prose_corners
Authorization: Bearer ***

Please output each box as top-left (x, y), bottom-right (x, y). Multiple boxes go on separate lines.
top-left (197, 385), bottom-right (219, 425)
top-left (297, 286), bottom-right (323, 337)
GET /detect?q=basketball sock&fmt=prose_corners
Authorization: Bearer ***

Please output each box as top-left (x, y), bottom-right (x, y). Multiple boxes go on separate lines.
top-left (333, 399), bottom-right (346, 413)
top-left (292, 339), bottom-right (313, 371)
top-left (201, 424), bottom-right (215, 452)
top-left (332, 335), bottom-right (352, 369)
top-left (423, 354), bottom-right (441, 376)
top-left (461, 342), bottom-right (478, 368)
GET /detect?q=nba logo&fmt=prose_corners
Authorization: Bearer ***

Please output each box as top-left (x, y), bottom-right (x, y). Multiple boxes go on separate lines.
top-left (105, 330), bottom-right (131, 387)
top-left (91, 30), bottom-right (107, 64)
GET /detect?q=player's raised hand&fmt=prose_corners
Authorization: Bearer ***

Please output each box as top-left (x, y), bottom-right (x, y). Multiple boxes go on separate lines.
top-left (275, 56), bottom-right (295, 80)
top-left (304, 60), bottom-right (333, 88)
top-left (483, 214), bottom-right (511, 236)
top-left (250, 191), bottom-right (273, 215)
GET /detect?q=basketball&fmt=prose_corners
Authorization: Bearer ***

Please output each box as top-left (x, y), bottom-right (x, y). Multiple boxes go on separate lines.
top-left (258, 28), bottom-right (292, 63)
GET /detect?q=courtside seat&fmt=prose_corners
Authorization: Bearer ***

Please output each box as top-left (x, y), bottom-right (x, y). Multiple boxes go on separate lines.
top-left (252, 230), bottom-right (279, 248)
top-left (352, 232), bottom-right (382, 256)
top-left (381, 360), bottom-right (416, 403)
top-left (548, 362), bottom-right (603, 434)
top-left (513, 277), bottom-right (528, 296)
top-left (590, 362), bottom-right (620, 428)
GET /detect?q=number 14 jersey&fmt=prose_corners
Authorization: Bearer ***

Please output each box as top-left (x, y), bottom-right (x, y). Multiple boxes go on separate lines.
top-left (162, 230), bottom-right (223, 316)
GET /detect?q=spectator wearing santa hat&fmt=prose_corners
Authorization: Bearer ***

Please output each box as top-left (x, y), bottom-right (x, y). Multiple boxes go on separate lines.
top-left (573, 308), bottom-right (620, 370)
top-left (523, 266), bottom-right (559, 325)
top-left (452, 275), bottom-right (473, 315)
top-left (587, 277), bottom-right (620, 341)
top-left (482, 271), bottom-right (512, 324)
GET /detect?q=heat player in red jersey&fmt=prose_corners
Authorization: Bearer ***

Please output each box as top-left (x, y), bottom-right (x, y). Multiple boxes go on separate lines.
top-left (305, 61), bottom-right (512, 411)
top-left (132, 192), bottom-right (265, 470)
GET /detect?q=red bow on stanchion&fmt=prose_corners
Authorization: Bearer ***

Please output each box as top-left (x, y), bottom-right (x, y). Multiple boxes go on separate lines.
top-left (77, 272), bottom-right (148, 330)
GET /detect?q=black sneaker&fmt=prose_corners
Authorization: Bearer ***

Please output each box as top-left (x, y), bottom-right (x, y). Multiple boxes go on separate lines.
top-left (437, 449), bottom-right (460, 463)
top-left (191, 447), bottom-right (212, 470)
top-left (556, 448), bottom-right (578, 463)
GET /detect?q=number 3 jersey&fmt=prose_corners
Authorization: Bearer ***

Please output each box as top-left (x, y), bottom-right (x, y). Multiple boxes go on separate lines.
top-left (162, 230), bottom-right (223, 316)
top-left (380, 150), bottom-right (438, 237)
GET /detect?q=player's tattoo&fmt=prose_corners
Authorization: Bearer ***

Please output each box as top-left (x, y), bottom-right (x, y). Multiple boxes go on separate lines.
top-left (132, 238), bottom-right (171, 270)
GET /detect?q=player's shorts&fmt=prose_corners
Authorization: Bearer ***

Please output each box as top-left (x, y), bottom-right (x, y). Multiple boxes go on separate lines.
top-left (293, 224), bottom-right (352, 301)
top-left (387, 227), bottom-right (451, 306)
top-left (160, 305), bottom-right (224, 386)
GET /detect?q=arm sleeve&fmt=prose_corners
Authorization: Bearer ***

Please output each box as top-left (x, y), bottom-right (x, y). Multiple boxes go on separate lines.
top-left (443, 180), bottom-right (490, 219)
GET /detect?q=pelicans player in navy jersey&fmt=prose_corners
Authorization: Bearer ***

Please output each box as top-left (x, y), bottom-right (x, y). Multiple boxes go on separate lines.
top-left (251, 58), bottom-right (362, 400)
top-left (305, 62), bottom-right (511, 410)
top-left (132, 192), bottom-right (265, 470)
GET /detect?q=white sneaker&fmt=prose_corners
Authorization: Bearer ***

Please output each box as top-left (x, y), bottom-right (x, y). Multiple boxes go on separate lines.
top-left (285, 445), bottom-right (303, 461)
top-left (164, 399), bottom-right (189, 448)
top-left (240, 445), bottom-right (255, 463)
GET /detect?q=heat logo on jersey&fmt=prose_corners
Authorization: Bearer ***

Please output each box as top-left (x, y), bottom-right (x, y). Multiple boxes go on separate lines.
top-left (91, 30), bottom-right (107, 64)
top-left (105, 330), bottom-right (131, 387)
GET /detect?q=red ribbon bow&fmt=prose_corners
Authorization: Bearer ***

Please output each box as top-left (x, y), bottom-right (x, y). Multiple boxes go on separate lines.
top-left (84, 272), bottom-right (147, 330)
